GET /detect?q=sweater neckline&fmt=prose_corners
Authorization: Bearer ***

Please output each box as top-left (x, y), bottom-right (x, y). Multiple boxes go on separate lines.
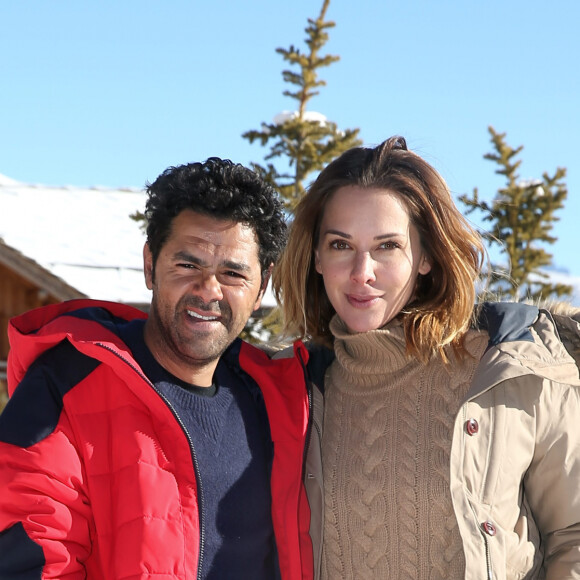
top-left (329, 315), bottom-right (416, 386)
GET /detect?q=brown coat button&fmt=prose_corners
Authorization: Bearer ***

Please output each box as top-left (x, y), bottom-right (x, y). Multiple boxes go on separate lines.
top-left (466, 418), bottom-right (479, 435)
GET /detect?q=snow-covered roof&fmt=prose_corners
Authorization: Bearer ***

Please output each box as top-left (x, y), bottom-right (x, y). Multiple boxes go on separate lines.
top-left (0, 173), bottom-right (277, 307)
top-left (0, 174), bottom-right (151, 304)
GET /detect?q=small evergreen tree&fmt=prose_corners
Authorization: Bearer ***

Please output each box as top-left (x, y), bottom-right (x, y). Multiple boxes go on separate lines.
top-left (242, 0), bottom-right (361, 211)
top-left (459, 126), bottom-right (572, 301)
top-left (240, 0), bottom-right (362, 344)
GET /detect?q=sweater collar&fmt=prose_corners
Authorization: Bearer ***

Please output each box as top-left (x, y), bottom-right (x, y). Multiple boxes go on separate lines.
top-left (329, 315), bottom-right (415, 386)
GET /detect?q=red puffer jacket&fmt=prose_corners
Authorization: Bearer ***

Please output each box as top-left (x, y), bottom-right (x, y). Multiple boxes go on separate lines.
top-left (0, 299), bottom-right (313, 580)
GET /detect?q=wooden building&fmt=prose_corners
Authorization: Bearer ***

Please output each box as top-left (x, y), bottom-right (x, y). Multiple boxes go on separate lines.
top-left (0, 240), bottom-right (87, 405)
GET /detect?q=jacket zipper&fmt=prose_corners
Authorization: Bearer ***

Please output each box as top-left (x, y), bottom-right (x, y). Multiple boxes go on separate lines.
top-left (467, 499), bottom-right (494, 580)
top-left (96, 343), bottom-right (206, 580)
top-left (297, 345), bottom-right (314, 479)
top-left (297, 345), bottom-right (315, 578)
top-left (461, 402), bottom-right (493, 580)
top-left (482, 531), bottom-right (493, 580)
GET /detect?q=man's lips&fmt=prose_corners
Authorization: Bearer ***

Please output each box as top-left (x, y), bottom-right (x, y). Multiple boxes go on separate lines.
top-left (186, 309), bottom-right (220, 322)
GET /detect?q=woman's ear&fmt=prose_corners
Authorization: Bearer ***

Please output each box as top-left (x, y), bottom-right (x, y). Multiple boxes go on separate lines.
top-left (418, 253), bottom-right (432, 276)
top-left (314, 249), bottom-right (322, 274)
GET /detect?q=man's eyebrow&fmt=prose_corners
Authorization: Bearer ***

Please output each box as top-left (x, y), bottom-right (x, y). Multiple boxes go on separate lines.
top-left (173, 251), bottom-right (206, 266)
top-left (221, 260), bottom-right (253, 273)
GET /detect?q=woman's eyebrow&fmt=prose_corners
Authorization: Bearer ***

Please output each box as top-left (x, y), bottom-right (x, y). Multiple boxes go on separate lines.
top-left (321, 228), bottom-right (350, 238)
top-left (321, 229), bottom-right (405, 241)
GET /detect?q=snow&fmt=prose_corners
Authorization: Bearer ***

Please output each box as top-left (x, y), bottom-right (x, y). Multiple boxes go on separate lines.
top-left (0, 173), bottom-right (20, 186)
top-left (539, 270), bottom-right (580, 307)
top-left (272, 110), bottom-right (328, 126)
top-left (0, 178), bottom-right (150, 303)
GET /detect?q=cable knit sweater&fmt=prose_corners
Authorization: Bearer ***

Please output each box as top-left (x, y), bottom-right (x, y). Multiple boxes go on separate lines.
top-left (321, 316), bottom-right (488, 579)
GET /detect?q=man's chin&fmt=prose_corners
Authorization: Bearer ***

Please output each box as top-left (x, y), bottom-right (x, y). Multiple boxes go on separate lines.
top-left (179, 339), bottom-right (231, 366)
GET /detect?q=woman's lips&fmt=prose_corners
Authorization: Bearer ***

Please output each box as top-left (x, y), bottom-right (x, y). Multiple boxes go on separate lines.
top-left (346, 294), bottom-right (381, 308)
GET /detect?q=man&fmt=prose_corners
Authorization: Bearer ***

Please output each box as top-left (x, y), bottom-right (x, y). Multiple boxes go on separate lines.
top-left (0, 159), bottom-right (314, 579)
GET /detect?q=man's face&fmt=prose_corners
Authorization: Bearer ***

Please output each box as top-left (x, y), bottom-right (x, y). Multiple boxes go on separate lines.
top-left (143, 209), bottom-right (267, 385)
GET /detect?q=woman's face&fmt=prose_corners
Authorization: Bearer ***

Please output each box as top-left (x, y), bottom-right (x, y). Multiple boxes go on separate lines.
top-left (315, 186), bottom-right (431, 333)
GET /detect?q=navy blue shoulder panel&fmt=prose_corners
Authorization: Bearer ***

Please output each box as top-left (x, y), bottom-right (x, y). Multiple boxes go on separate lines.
top-left (305, 342), bottom-right (334, 395)
top-left (65, 306), bottom-right (132, 334)
top-left (0, 340), bottom-right (100, 448)
top-left (0, 522), bottom-right (45, 579)
top-left (477, 302), bottom-right (539, 346)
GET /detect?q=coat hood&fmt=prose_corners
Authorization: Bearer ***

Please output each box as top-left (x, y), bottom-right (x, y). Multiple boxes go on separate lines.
top-left (7, 299), bottom-right (147, 395)
top-left (467, 302), bottom-right (580, 400)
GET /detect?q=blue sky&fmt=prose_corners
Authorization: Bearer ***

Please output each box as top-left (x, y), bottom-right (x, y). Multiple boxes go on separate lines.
top-left (2, 0), bottom-right (579, 276)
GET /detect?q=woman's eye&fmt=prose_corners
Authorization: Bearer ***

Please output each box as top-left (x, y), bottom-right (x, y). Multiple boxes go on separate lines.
top-left (380, 241), bottom-right (399, 250)
top-left (330, 239), bottom-right (350, 250)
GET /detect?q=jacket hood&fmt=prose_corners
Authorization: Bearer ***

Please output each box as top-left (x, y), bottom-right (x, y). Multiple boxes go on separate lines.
top-left (467, 302), bottom-right (580, 400)
top-left (7, 299), bottom-right (147, 395)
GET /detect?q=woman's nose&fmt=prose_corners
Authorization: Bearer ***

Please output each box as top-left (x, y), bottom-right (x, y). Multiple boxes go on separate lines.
top-left (350, 252), bottom-right (376, 285)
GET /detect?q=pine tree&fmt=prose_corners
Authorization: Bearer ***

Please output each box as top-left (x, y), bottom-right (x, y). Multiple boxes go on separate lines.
top-left (458, 126), bottom-right (572, 301)
top-left (242, 0), bottom-right (362, 211)
top-left (240, 0), bottom-right (362, 344)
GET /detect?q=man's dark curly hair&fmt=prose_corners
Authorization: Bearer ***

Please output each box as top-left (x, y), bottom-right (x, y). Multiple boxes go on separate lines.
top-left (144, 158), bottom-right (287, 281)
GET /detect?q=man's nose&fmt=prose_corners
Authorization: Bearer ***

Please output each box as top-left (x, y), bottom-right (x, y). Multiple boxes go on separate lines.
top-left (194, 272), bottom-right (224, 302)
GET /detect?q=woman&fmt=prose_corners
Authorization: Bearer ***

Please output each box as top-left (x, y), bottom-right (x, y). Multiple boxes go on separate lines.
top-left (272, 136), bottom-right (580, 579)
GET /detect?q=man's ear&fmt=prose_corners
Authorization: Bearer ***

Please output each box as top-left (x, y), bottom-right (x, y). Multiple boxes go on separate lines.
top-left (253, 264), bottom-right (273, 311)
top-left (143, 243), bottom-right (154, 290)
